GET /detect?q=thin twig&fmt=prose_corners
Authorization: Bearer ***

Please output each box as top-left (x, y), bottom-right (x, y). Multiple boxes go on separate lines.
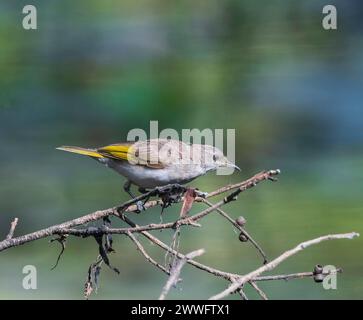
top-left (126, 232), bottom-right (171, 276)
top-left (50, 235), bottom-right (68, 270)
top-left (202, 199), bottom-right (267, 264)
top-left (159, 249), bottom-right (205, 300)
top-left (206, 169), bottom-right (281, 198)
top-left (249, 281), bottom-right (268, 300)
top-left (254, 268), bottom-right (342, 282)
top-left (6, 218), bottom-right (18, 240)
top-left (237, 288), bottom-right (249, 300)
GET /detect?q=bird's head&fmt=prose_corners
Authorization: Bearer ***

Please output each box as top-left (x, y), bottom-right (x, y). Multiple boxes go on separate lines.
top-left (195, 144), bottom-right (240, 173)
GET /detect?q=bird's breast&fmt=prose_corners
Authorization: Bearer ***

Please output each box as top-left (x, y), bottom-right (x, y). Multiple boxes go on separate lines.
top-left (100, 159), bottom-right (206, 188)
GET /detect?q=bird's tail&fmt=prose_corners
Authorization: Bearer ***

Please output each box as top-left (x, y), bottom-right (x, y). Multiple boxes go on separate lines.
top-left (56, 146), bottom-right (104, 158)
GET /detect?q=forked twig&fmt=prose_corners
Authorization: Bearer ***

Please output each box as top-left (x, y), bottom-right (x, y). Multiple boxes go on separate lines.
top-left (159, 249), bottom-right (205, 300)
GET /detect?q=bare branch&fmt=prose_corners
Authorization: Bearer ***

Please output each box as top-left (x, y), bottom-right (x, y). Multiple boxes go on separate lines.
top-left (209, 232), bottom-right (359, 300)
top-left (205, 169), bottom-right (281, 198)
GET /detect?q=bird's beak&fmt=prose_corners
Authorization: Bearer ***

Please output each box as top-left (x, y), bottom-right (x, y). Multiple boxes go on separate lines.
top-left (226, 161), bottom-right (241, 171)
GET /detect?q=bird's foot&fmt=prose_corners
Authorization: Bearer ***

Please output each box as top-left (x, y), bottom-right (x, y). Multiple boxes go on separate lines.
top-left (135, 200), bottom-right (146, 213)
top-left (194, 189), bottom-right (208, 198)
top-left (156, 184), bottom-right (186, 197)
top-left (154, 184), bottom-right (186, 208)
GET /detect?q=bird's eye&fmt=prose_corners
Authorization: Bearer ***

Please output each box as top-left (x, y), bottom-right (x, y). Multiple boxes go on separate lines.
top-left (213, 154), bottom-right (217, 162)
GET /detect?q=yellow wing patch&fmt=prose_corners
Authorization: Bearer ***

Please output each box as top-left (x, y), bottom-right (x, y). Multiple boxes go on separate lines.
top-left (98, 141), bottom-right (167, 169)
top-left (97, 144), bottom-right (133, 161)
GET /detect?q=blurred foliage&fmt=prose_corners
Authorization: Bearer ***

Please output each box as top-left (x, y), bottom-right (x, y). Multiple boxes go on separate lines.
top-left (0, 0), bottom-right (362, 299)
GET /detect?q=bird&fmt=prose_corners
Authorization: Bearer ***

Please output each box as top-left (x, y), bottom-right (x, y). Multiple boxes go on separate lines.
top-left (57, 139), bottom-right (240, 200)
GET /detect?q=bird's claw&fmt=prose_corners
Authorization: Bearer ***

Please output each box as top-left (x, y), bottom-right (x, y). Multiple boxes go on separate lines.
top-left (195, 190), bottom-right (208, 198)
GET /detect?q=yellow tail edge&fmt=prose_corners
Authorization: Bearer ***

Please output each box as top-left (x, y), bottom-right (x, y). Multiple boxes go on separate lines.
top-left (56, 146), bottom-right (104, 158)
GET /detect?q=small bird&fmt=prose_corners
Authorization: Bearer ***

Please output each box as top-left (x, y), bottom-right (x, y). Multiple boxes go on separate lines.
top-left (57, 139), bottom-right (240, 198)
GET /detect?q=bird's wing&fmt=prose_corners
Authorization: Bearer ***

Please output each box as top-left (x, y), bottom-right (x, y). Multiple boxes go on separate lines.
top-left (97, 143), bottom-right (132, 161)
top-left (97, 139), bottom-right (187, 169)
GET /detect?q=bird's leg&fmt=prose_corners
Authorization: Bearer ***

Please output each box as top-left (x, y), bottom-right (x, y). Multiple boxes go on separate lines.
top-left (123, 180), bottom-right (145, 213)
top-left (123, 180), bottom-right (135, 197)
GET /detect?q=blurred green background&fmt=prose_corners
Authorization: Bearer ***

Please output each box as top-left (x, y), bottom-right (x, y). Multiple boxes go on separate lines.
top-left (0, 0), bottom-right (362, 299)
